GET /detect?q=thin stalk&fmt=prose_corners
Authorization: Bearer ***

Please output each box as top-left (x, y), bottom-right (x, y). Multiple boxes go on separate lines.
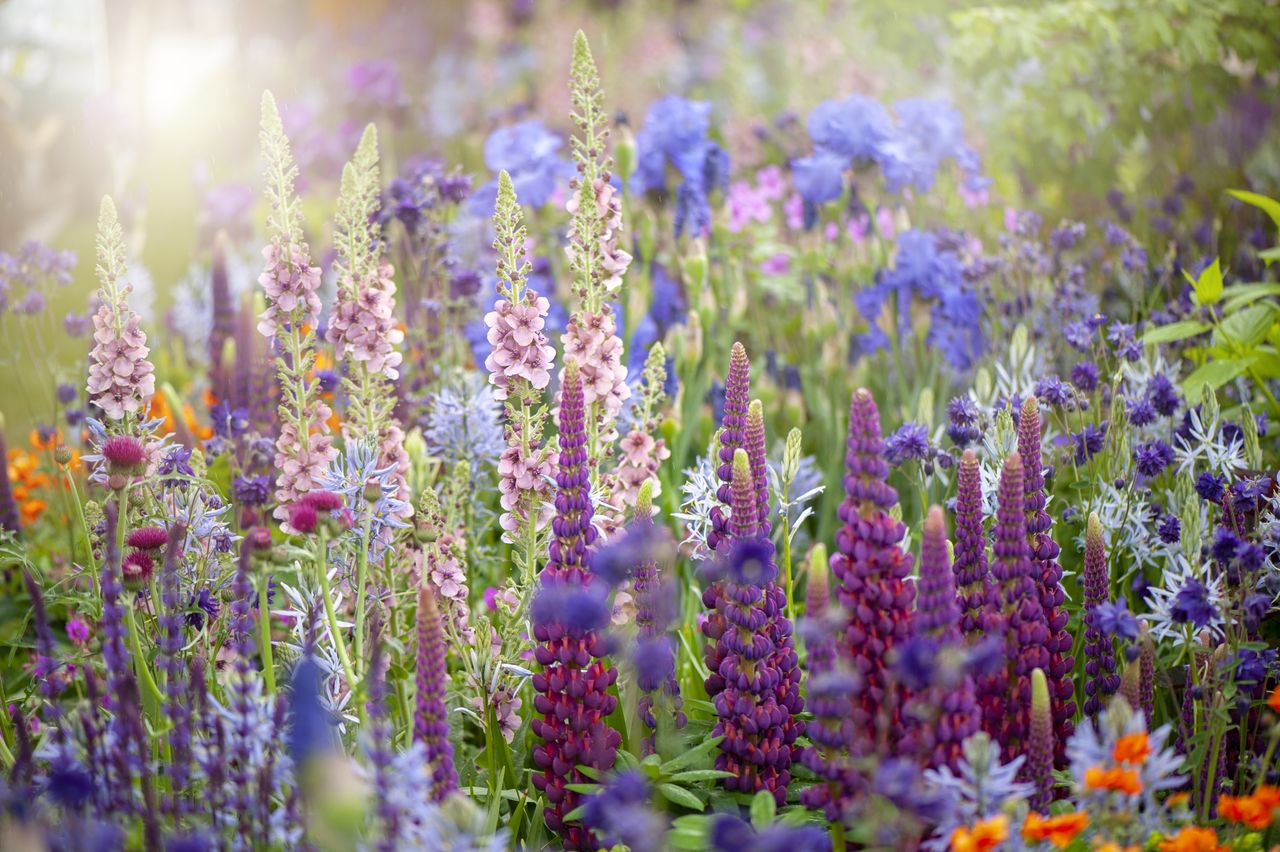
top-left (64, 468), bottom-right (98, 605)
top-left (353, 514), bottom-right (373, 680)
top-left (316, 531), bottom-right (358, 705)
top-left (258, 575), bottom-right (276, 694)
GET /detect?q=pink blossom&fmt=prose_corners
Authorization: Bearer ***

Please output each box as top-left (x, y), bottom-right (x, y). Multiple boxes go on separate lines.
top-left (566, 177), bottom-right (632, 291)
top-left (561, 310), bottom-right (630, 423)
top-left (327, 261), bottom-right (404, 380)
top-left (256, 240), bottom-right (323, 340)
top-left (484, 292), bottom-right (556, 399)
top-left (87, 305), bottom-right (155, 420)
top-left (784, 193), bottom-right (804, 231)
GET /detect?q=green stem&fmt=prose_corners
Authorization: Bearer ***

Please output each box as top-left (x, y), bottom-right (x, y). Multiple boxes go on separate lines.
top-left (64, 468), bottom-right (98, 607)
top-left (258, 575), bottom-right (276, 695)
top-left (126, 602), bottom-right (165, 713)
top-left (353, 515), bottom-right (373, 680)
top-left (316, 532), bottom-right (358, 705)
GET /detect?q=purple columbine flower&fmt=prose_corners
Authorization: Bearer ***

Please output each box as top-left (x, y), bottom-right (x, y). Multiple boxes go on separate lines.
top-left (530, 362), bottom-right (620, 851)
top-left (1081, 513), bottom-right (1119, 718)
top-left (1070, 360), bottom-right (1100, 393)
top-left (953, 449), bottom-right (990, 644)
top-left (885, 421), bottom-right (932, 465)
top-left (1133, 440), bottom-right (1175, 478)
top-left (413, 582), bottom-right (457, 801)
top-left (1072, 423), bottom-right (1107, 463)
top-left (1171, 578), bottom-right (1217, 629)
top-left (946, 396), bottom-right (983, 447)
top-left (1195, 472), bottom-right (1225, 503)
top-left (830, 389), bottom-right (915, 762)
top-left (1020, 400), bottom-right (1075, 766)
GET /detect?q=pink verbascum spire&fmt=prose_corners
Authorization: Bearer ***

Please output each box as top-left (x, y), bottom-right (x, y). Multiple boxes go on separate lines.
top-left (257, 92), bottom-right (335, 529)
top-left (87, 197), bottom-right (156, 422)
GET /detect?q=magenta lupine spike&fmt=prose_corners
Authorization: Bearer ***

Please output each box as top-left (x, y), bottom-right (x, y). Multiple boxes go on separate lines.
top-left (909, 507), bottom-right (981, 771)
top-left (707, 342), bottom-right (751, 554)
top-left (1082, 513), bottom-right (1118, 718)
top-left (830, 389), bottom-right (915, 759)
top-left (985, 452), bottom-right (1051, 763)
top-left (1027, 669), bottom-right (1055, 813)
top-left (703, 449), bottom-right (798, 806)
top-left (1018, 397), bottom-right (1076, 765)
top-left (414, 582), bottom-right (457, 802)
top-left (953, 450), bottom-right (989, 642)
top-left (530, 363), bottom-right (619, 850)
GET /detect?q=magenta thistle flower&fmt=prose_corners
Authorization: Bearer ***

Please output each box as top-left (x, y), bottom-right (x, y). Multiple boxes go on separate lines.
top-left (953, 449), bottom-right (990, 643)
top-left (126, 526), bottom-right (169, 551)
top-left (414, 583), bottom-right (457, 802)
top-left (1017, 397), bottom-right (1076, 766)
top-left (1082, 512), bottom-right (1118, 718)
top-left (101, 435), bottom-right (147, 472)
top-left (531, 362), bottom-right (620, 850)
top-left (830, 388), bottom-right (915, 759)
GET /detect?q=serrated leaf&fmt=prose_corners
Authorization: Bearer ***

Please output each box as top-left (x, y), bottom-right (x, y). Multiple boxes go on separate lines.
top-left (750, 789), bottom-right (777, 829)
top-left (1142, 319), bottom-right (1211, 345)
top-left (657, 783), bottom-right (706, 811)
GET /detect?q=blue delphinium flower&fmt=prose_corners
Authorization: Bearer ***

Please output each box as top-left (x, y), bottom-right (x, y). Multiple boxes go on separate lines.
top-left (469, 120), bottom-right (572, 214)
top-left (633, 96), bottom-right (728, 238)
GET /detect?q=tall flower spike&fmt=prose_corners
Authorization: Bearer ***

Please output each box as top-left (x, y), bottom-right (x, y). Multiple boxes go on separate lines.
top-left (953, 449), bottom-right (990, 643)
top-left (327, 124), bottom-right (410, 516)
top-left (745, 400), bottom-right (771, 538)
top-left (1082, 512), bottom-right (1118, 717)
top-left (985, 452), bottom-right (1051, 764)
top-left (909, 506), bottom-right (981, 771)
top-left (258, 92), bottom-right (335, 529)
top-left (0, 419), bottom-right (20, 534)
top-left (1138, 623), bottom-right (1155, 729)
top-left (1026, 668), bottom-right (1055, 813)
top-left (1018, 397), bottom-right (1075, 765)
top-left (704, 449), bottom-right (797, 805)
top-left (87, 196), bottom-right (156, 421)
top-left (707, 342), bottom-right (751, 553)
top-left (414, 581), bottom-right (458, 801)
top-left (830, 389), bottom-right (915, 761)
top-left (531, 360), bottom-right (619, 850)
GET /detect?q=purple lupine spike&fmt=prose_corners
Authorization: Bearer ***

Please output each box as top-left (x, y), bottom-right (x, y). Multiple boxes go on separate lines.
top-left (704, 449), bottom-right (797, 806)
top-left (99, 501), bottom-right (132, 717)
top-left (707, 342), bottom-right (751, 554)
top-left (743, 398), bottom-right (805, 779)
top-left (1026, 669), bottom-right (1055, 812)
top-left (1081, 512), bottom-right (1118, 718)
top-left (157, 523), bottom-right (194, 814)
top-left (632, 482), bottom-right (687, 751)
top-left (915, 507), bottom-right (963, 638)
top-left (209, 233), bottom-right (235, 403)
top-left (414, 582), bottom-right (458, 801)
top-left (830, 389), bottom-right (915, 759)
top-left (227, 537), bottom-right (259, 843)
top-left (908, 506), bottom-right (981, 771)
top-left (1018, 397), bottom-right (1075, 765)
top-left (953, 450), bottom-right (989, 643)
top-left (531, 362), bottom-right (620, 850)
top-left (1119, 658), bottom-right (1141, 711)
top-left (0, 424), bottom-right (20, 535)
top-left (985, 452), bottom-right (1051, 764)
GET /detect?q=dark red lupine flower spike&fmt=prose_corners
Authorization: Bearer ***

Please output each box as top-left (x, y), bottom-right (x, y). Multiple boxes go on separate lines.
top-left (1017, 397), bottom-right (1075, 767)
top-left (1082, 512), bottom-right (1118, 718)
top-left (953, 449), bottom-right (990, 644)
top-left (530, 362), bottom-right (619, 850)
top-left (830, 388), bottom-right (915, 761)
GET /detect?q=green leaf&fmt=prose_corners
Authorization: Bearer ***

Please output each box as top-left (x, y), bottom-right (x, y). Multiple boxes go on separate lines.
top-left (667, 769), bottom-right (737, 783)
top-left (660, 736), bottom-right (724, 774)
top-left (1228, 189), bottom-right (1280, 233)
top-left (657, 783), bottom-right (706, 811)
top-left (1182, 357), bottom-right (1255, 398)
top-left (1142, 320), bottom-right (1211, 345)
top-left (565, 783), bottom-right (601, 794)
top-left (750, 790), bottom-right (777, 829)
top-left (1222, 283), bottom-right (1280, 313)
top-left (1218, 304), bottom-right (1276, 350)
top-left (1260, 246), bottom-right (1280, 265)
top-left (1183, 258), bottom-right (1223, 306)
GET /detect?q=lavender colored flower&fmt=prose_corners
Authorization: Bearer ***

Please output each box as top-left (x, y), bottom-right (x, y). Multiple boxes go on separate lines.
top-left (1195, 472), bottom-right (1225, 502)
top-left (1073, 423), bottom-right (1107, 464)
top-left (413, 582), bottom-right (457, 801)
top-left (1171, 578), bottom-right (1217, 629)
top-left (1134, 440), bottom-right (1175, 478)
top-left (1071, 360), bottom-right (1100, 392)
top-left (885, 421), bottom-right (932, 465)
top-left (946, 396), bottom-right (983, 447)
top-left (1032, 376), bottom-right (1072, 408)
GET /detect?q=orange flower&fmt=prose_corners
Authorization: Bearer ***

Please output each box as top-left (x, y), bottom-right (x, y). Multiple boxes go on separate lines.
top-left (28, 429), bottom-right (59, 450)
top-left (1096, 845), bottom-right (1141, 852)
top-left (203, 388), bottom-right (219, 409)
top-left (1112, 732), bottom-right (1150, 765)
top-left (950, 814), bottom-right (1009, 852)
top-left (1157, 826), bottom-right (1225, 852)
top-left (1219, 784), bottom-right (1280, 829)
top-left (1269, 684), bottom-right (1280, 714)
top-left (21, 499), bottom-right (47, 523)
top-left (9, 450), bottom-right (37, 479)
top-left (1022, 811), bottom-right (1089, 848)
top-left (1085, 766), bottom-right (1143, 796)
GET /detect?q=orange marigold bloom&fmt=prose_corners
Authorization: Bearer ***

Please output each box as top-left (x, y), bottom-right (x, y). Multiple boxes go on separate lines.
top-left (1022, 811), bottom-right (1089, 848)
top-left (950, 815), bottom-right (1009, 852)
top-left (1112, 732), bottom-right (1151, 765)
top-left (1096, 845), bottom-right (1141, 852)
top-left (1157, 826), bottom-right (1225, 852)
top-left (1219, 785), bottom-right (1280, 829)
top-left (21, 499), bottom-right (47, 523)
top-left (1268, 684), bottom-right (1280, 714)
top-left (1085, 766), bottom-right (1143, 796)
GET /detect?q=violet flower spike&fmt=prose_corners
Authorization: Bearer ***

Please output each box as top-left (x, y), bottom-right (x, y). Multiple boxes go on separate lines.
top-left (1082, 512), bottom-right (1118, 718)
top-left (414, 582), bottom-right (458, 801)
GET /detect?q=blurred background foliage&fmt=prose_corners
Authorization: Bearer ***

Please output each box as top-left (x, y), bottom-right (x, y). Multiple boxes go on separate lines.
top-left (0, 0), bottom-right (1278, 429)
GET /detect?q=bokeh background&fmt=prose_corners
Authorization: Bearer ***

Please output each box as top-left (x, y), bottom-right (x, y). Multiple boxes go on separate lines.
top-left (2, 0), bottom-right (1278, 431)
